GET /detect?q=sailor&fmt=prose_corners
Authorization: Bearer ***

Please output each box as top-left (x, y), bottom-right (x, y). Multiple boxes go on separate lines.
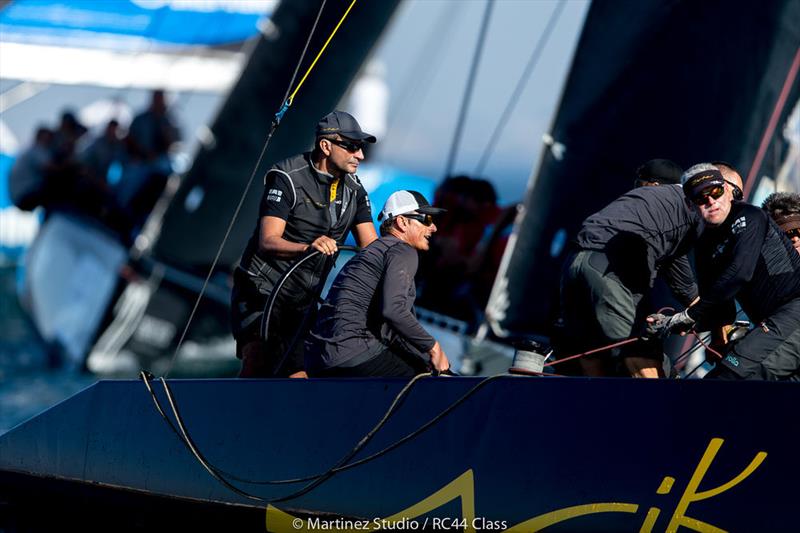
top-left (231, 111), bottom-right (378, 378)
top-left (647, 163), bottom-right (800, 380)
top-left (559, 159), bottom-right (701, 377)
top-left (305, 191), bottom-right (450, 377)
top-left (762, 191), bottom-right (800, 256)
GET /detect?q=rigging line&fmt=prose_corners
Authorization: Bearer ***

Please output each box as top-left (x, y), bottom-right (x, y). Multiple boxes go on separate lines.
top-left (545, 337), bottom-right (639, 367)
top-left (384, 3), bottom-right (462, 143)
top-left (162, 0), bottom-right (330, 378)
top-left (314, 374), bottom-right (508, 480)
top-left (743, 45), bottom-right (800, 199)
top-left (144, 371), bottom-right (505, 495)
top-left (154, 373), bottom-right (433, 500)
top-left (443, 0), bottom-right (496, 178)
top-left (289, 0), bottom-right (357, 105)
top-left (673, 334), bottom-right (707, 369)
top-left (675, 307), bottom-right (748, 369)
top-left (473, 1), bottom-right (565, 176)
top-left (682, 332), bottom-right (724, 379)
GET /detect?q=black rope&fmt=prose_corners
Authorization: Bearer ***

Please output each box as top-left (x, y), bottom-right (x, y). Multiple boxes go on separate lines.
top-left (163, 0), bottom-right (329, 378)
top-left (140, 370), bottom-right (510, 502)
top-left (474, 1), bottom-right (565, 176)
top-left (259, 246), bottom-right (356, 376)
top-left (443, 0), bottom-right (495, 178)
top-left (144, 372), bottom-right (432, 498)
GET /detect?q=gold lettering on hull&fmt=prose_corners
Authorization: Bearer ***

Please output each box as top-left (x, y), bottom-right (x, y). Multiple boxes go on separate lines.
top-left (265, 438), bottom-right (767, 533)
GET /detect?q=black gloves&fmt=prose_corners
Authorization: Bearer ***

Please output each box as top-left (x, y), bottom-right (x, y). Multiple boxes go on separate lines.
top-left (645, 309), bottom-right (695, 339)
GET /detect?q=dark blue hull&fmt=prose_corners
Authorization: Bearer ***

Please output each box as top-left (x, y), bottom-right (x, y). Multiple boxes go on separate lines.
top-left (1, 377), bottom-right (796, 531)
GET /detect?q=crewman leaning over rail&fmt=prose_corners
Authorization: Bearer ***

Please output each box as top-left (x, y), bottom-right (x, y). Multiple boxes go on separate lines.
top-left (557, 159), bottom-right (701, 378)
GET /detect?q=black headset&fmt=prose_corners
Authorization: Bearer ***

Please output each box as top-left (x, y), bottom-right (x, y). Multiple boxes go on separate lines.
top-left (711, 160), bottom-right (744, 201)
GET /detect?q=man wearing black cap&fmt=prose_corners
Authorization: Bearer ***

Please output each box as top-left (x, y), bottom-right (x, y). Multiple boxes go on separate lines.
top-left (762, 191), bottom-right (800, 256)
top-left (648, 163), bottom-right (800, 380)
top-left (633, 158), bottom-right (684, 188)
top-left (559, 159), bottom-right (701, 377)
top-left (305, 190), bottom-right (450, 377)
top-left (231, 110), bottom-right (379, 378)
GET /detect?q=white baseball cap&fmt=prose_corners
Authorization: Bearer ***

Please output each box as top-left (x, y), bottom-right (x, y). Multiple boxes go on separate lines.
top-left (378, 190), bottom-right (446, 221)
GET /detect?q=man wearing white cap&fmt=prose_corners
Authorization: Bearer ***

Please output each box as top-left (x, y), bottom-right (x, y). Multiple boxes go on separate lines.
top-left (306, 190), bottom-right (450, 377)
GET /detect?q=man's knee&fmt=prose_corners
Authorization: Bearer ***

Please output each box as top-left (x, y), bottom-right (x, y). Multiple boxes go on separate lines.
top-left (624, 356), bottom-right (664, 378)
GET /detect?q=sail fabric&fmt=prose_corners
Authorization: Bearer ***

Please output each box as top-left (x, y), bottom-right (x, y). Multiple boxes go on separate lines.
top-left (0, 0), bottom-right (274, 50)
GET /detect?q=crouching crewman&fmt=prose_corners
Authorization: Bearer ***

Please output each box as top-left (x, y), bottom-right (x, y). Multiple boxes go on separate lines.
top-left (306, 190), bottom-right (450, 377)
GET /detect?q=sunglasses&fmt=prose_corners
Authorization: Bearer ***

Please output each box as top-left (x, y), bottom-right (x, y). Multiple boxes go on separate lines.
top-left (403, 213), bottom-right (434, 226)
top-left (691, 185), bottom-right (725, 206)
top-left (329, 138), bottom-right (365, 153)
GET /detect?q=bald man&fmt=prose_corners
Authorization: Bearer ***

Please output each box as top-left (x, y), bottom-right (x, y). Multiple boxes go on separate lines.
top-left (712, 160), bottom-right (744, 201)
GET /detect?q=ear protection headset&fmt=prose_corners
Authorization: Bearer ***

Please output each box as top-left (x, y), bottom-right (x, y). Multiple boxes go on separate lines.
top-left (728, 181), bottom-right (744, 201)
top-left (711, 160), bottom-right (744, 201)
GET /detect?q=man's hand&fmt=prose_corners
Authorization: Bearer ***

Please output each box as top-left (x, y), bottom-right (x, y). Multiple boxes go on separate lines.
top-left (309, 236), bottom-right (338, 255)
top-left (645, 310), bottom-right (695, 339)
top-left (429, 341), bottom-right (450, 373)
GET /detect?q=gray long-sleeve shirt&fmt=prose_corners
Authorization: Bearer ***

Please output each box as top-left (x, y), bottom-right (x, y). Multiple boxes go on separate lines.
top-left (306, 236), bottom-right (436, 371)
top-left (575, 184), bottom-right (701, 304)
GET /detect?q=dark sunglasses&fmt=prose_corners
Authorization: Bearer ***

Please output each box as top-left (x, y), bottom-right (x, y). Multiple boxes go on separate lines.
top-left (691, 185), bottom-right (725, 206)
top-left (329, 138), bottom-right (365, 153)
top-left (786, 228), bottom-right (800, 240)
top-left (402, 213), bottom-right (434, 226)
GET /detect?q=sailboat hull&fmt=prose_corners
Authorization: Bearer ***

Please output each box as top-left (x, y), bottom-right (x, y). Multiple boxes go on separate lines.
top-left (0, 378), bottom-right (796, 531)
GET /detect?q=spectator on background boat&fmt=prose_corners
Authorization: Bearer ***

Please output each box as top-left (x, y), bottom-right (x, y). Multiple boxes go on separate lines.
top-left (51, 110), bottom-right (88, 165)
top-left (8, 126), bottom-right (55, 211)
top-left (231, 111), bottom-right (378, 378)
top-left (558, 158), bottom-right (701, 378)
top-left (416, 176), bottom-right (501, 323)
top-left (762, 191), bottom-right (800, 256)
top-left (305, 190), bottom-right (449, 377)
top-left (647, 163), bottom-right (800, 380)
top-left (79, 119), bottom-right (125, 186)
top-left (118, 89), bottom-right (181, 232)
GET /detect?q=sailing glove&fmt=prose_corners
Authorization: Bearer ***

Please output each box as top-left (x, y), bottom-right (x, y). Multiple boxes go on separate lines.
top-left (645, 310), bottom-right (695, 339)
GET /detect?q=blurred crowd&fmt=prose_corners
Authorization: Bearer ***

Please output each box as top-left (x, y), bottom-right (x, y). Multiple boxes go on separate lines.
top-left (8, 89), bottom-right (181, 244)
top-left (416, 175), bottom-right (519, 329)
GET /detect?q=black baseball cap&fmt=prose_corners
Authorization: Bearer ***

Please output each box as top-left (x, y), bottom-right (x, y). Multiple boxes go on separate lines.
top-left (636, 159), bottom-right (683, 185)
top-left (681, 163), bottom-right (725, 198)
top-left (316, 110), bottom-right (376, 143)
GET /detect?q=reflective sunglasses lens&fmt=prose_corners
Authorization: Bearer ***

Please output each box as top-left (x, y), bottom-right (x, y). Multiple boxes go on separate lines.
top-left (406, 214), bottom-right (433, 226)
top-left (693, 186), bottom-right (724, 205)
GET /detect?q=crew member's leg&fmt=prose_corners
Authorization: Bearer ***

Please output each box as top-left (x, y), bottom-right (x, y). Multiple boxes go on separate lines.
top-left (318, 348), bottom-right (421, 378)
top-left (707, 299), bottom-right (800, 380)
top-left (560, 251), bottom-right (616, 376)
top-left (578, 251), bottom-right (638, 376)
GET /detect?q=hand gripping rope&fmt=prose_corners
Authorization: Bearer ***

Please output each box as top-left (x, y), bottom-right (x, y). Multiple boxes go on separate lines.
top-left (260, 246), bottom-right (358, 376)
